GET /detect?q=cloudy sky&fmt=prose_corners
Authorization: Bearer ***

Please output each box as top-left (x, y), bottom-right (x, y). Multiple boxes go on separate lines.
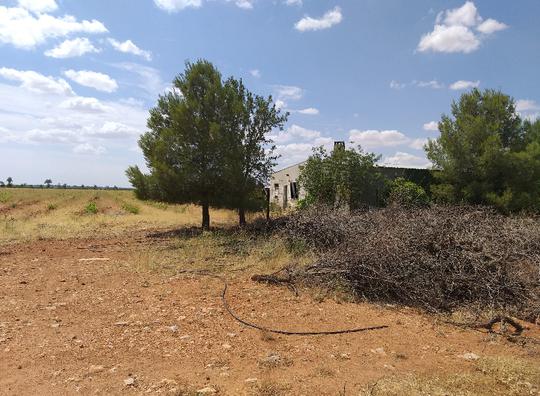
top-left (1, 0), bottom-right (539, 186)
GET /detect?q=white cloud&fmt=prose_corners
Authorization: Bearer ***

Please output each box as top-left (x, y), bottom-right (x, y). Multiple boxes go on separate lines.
top-left (390, 80), bottom-right (406, 90)
top-left (441, 1), bottom-right (481, 27)
top-left (108, 38), bottom-right (152, 61)
top-left (296, 107), bottom-right (319, 115)
top-left (0, 67), bottom-right (73, 95)
top-left (233, 0), bottom-right (254, 9)
top-left (0, 76), bottom-right (147, 154)
top-left (284, 0), bottom-right (302, 6)
top-left (390, 79), bottom-right (444, 90)
top-left (409, 138), bottom-right (428, 150)
top-left (17, 0), bottom-right (58, 14)
top-left (477, 18), bottom-right (508, 34)
top-left (295, 6), bottom-right (342, 32)
top-left (0, 5), bottom-right (107, 49)
top-left (416, 80), bottom-right (444, 89)
top-left (418, 1), bottom-right (507, 54)
top-left (114, 63), bottom-right (166, 98)
top-left (274, 85), bottom-right (303, 101)
top-left (153, 0), bottom-right (203, 12)
top-left (516, 99), bottom-right (540, 113)
top-left (60, 97), bottom-right (109, 113)
top-left (63, 70), bottom-right (118, 93)
top-left (516, 99), bottom-right (540, 122)
top-left (249, 69), bottom-right (261, 78)
top-left (349, 129), bottom-right (410, 149)
top-left (449, 80), bottom-right (480, 90)
top-left (154, 0), bottom-right (254, 11)
top-left (383, 152), bottom-right (431, 168)
top-left (423, 121), bottom-right (439, 132)
top-left (418, 24), bottom-right (480, 53)
top-left (269, 124), bottom-right (321, 144)
top-left (73, 143), bottom-right (106, 155)
top-left (44, 37), bottom-right (100, 58)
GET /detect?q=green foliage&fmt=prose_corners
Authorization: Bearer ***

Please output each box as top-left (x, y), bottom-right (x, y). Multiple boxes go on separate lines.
top-left (85, 202), bottom-right (98, 214)
top-left (387, 178), bottom-right (429, 208)
top-left (126, 59), bottom-right (286, 228)
top-left (6, 177), bottom-right (13, 187)
top-left (298, 145), bottom-right (382, 209)
top-left (122, 202), bottom-right (140, 214)
top-left (44, 179), bottom-right (52, 188)
top-left (426, 88), bottom-right (540, 212)
top-left (47, 203), bottom-right (57, 211)
top-left (296, 195), bottom-right (315, 210)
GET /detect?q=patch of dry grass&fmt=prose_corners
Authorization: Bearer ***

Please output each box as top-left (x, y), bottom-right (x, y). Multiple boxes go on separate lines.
top-left (252, 380), bottom-right (291, 396)
top-left (0, 188), bottom-right (239, 243)
top-left (362, 356), bottom-right (540, 396)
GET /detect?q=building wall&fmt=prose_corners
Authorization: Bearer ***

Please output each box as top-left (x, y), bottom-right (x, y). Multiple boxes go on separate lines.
top-left (269, 161), bottom-right (433, 209)
top-left (269, 161), bottom-right (306, 209)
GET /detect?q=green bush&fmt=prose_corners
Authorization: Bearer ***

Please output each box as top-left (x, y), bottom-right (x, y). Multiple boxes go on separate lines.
top-left (388, 178), bottom-right (429, 208)
top-left (296, 195), bottom-right (315, 210)
top-left (85, 202), bottom-right (98, 214)
top-left (122, 202), bottom-right (140, 214)
top-left (47, 203), bottom-right (57, 211)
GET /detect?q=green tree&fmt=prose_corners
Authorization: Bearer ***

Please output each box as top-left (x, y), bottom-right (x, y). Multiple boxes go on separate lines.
top-left (425, 89), bottom-right (540, 212)
top-left (6, 177), bottom-right (13, 187)
top-left (387, 178), bottom-right (430, 208)
top-left (128, 60), bottom-right (228, 229)
top-left (298, 145), bottom-right (382, 209)
top-left (44, 179), bottom-right (52, 188)
top-left (220, 77), bottom-right (287, 225)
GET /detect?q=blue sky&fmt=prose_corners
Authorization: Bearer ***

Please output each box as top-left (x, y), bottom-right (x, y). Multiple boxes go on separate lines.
top-left (1, 0), bottom-right (539, 186)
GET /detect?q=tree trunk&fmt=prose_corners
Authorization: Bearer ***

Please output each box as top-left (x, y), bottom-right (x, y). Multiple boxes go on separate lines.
top-left (238, 207), bottom-right (246, 226)
top-left (202, 202), bottom-right (210, 230)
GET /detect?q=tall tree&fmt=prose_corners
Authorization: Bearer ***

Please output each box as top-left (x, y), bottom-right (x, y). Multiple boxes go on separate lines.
top-left (44, 179), bottom-right (52, 188)
top-left (6, 177), bottom-right (13, 187)
top-left (128, 60), bottom-right (228, 229)
top-left (220, 77), bottom-right (287, 225)
top-left (425, 89), bottom-right (540, 212)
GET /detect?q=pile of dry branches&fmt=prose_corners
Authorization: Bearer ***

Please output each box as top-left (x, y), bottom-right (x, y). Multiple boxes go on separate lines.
top-left (283, 206), bottom-right (540, 321)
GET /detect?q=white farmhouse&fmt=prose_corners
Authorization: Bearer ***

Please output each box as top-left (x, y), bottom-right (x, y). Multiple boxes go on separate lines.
top-left (269, 161), bottom-right (306, 209)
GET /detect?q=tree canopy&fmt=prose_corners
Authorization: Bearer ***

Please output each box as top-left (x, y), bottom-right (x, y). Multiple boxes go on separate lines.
top-left (426, 88), bottom-right (540, 212)
top-left (298, 145), bottom-right (383, 209)
top-left (127, 60), bottom-right (286, 228)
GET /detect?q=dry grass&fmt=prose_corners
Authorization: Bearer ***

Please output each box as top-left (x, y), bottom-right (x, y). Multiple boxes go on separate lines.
top-left (0, 188), bottom-right (239, 243)
top-left (252, 380), bottom-right (291, 396)
top-left (362, 356), bottom-right (540, 396)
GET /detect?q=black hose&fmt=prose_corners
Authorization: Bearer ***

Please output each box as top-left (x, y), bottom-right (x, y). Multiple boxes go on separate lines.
top-left (177, 270), bottom-right (389, 336)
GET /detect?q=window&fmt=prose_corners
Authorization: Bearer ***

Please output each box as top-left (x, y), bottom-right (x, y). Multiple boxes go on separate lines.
top-left (274, 183), bottom-right (279, 191)
top-left (290, 182), bottom-right (299, 199)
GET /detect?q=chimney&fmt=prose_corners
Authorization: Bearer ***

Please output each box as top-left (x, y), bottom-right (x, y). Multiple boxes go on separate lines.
top-left (334, 141), bottom-right (345, 150)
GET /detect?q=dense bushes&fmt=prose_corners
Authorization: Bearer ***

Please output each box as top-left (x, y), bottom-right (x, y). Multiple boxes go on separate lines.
top-left (298, 145), bottom-right (383, 209)
top-left (283, 205), bottom-right (540, 320)
top-left (387, 178), bottom-right (429, 208)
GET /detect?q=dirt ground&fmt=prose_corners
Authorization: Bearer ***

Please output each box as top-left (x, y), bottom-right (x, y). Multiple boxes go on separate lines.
top-left (1, 232), bottom-right (539, 396)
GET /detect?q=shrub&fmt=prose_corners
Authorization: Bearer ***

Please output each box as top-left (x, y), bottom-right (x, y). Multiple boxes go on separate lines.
top-left (85, 202), bottom-right (98, 214)
top-left (387, 178), bottom-right (429, 208)
top-left (122, 202), bottom-right (140, 214)
top-left (285, 206), bottom-right (540, 320)
top-left (47, 203), bottom-right (57, 211)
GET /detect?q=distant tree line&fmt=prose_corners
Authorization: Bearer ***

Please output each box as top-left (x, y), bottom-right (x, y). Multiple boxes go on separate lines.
top-left (0, 178), bottom-right (128, 191)
top-left (126, 60), bottom-right (287, 229)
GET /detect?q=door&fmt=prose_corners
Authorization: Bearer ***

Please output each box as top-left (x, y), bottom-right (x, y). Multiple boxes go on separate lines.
top-left (283, 185), bottom-right (288, 209)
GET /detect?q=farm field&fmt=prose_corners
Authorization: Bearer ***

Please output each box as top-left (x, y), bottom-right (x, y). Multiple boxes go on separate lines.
top-left (0, 188), bottom-right (539, 395)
